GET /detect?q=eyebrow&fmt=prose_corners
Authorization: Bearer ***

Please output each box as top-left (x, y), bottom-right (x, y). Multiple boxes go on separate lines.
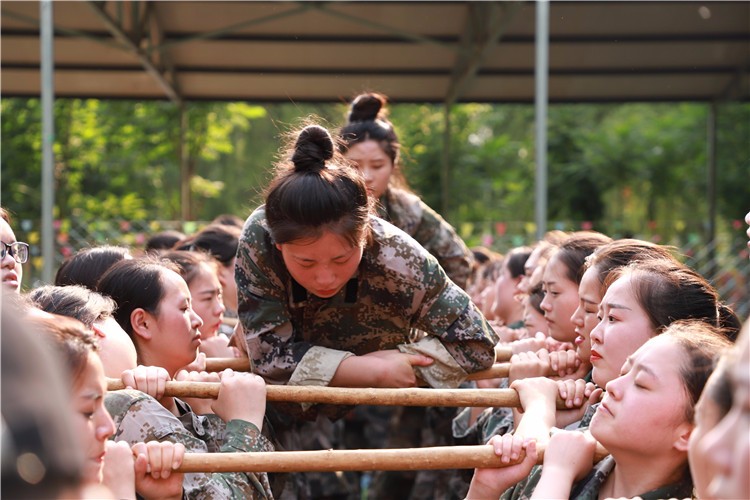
top-left (625, 356), bottom-right (656, 378)
top-left (294, 250), bottom-right (353, 262)
top-left (605, 302), bottom-right (632, 311)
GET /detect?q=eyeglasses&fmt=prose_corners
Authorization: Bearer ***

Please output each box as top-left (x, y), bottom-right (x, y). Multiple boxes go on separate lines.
top-left (1, 241), bottom-right (29, 264)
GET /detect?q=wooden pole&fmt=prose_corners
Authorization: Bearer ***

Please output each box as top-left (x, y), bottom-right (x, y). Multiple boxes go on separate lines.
top-left (205, 357), bottom-right (253, 372)
top-left (177, 443), bottom-right (610, 473)
top-left (495, 345), bottom-right (512, 362)
top-left (107, 379), bottom-right (571, 409)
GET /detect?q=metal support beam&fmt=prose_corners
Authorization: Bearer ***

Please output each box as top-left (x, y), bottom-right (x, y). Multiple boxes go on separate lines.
top-left (86, 1), bottom-right (181, 105)
top-left (146, 3), bottom-right (314, 55)
top-left (40, 0), bottom-right (55, 284)
top-left (313, 2), bottom-right (456, 51)
top-left (535, 0), bottom-right (549, 241)
top-left (439, 2), bottom-right (521, 219)
top-left (445, 2), bottom-right (522, 106)
top-left (2, 7), bottom-right (125, 50)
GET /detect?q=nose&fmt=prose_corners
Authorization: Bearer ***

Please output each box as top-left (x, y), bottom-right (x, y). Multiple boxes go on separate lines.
top-left (604, 375), bottom-right (624, 400)
top-left (540, 294), bottom-right (552, 312)
top-left (96, 409), bottom-right (116, 441)
top-left (190, 308), bottom-right (204, 329)
top-left (215, 297), bottom-right (226, 316)
top-left (571, 305), bottom-right (584, 328)
top-left (361, 166), bottom-right (375, 182)
top-left (315, 266), bottom-right (336, 288)
top-left (590, 320), bottom-right (604, 345)
top-left (1, 251), bottom-right (16, 268)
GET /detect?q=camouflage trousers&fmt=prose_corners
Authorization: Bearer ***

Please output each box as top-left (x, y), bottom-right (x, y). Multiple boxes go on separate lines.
top-left (265, 403), bottom-right (360, 500)
top-left (342, 405), bottom-right (465, 500)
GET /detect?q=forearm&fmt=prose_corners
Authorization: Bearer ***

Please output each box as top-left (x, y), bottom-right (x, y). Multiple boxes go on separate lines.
top-left (514, 401), bottom-right (556, 444)
top-left (530, 466), bottom-right (576, 499)
top-left (330, 355), bottom-right (385, 387)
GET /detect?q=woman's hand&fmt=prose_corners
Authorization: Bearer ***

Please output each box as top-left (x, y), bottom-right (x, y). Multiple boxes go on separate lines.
top-left (510, 332), bottom-right (547, 355)
top-left (199, 335), bottom-right (240, 358)
top-left (132, 441), bottom-right (185, 500)
top-left (546, 430), bottom-right (597, 475)
top-left (173, 369), bottom-right (221, 415)
top-left (548, 349), bottom-right (583, 378)
top-left (555, 379), bottom-right (602, 428)
top-left (102, 441), bottom-right (136, 500)
top-left (509, 348), bottom-right (551, 383)
top-left (121, 365), bottom-right (171, 400)
top-left (510, 376), bottom-right (560, 444)
top-left (466, 434), bottom-right (538, 499)
top-left (364, 350), bottom-right (434, 388)
top-left (211, 369), bottom-right (267, 429)
top-left (121, 365), bottom-right (178, 416)
top-left (178, 351), bottom-right (207, 373)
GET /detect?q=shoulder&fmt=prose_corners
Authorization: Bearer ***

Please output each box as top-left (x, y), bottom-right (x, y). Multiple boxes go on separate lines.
top-left (239, 205), bottom-right (270, 244)
top-left (383, 188), bottom-right (424, 233)
top-left (104, 389), bottom-right (152, 421)
top-left (368, 215), bottom-right (437, 279)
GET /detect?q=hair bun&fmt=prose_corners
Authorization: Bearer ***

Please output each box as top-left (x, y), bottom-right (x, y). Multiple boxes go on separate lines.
top-left (292, 125), bottom-right (334, 173)
top-left (348, 93), bottom-right (386, 123)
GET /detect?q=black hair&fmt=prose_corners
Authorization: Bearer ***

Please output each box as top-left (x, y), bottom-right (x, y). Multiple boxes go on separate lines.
top-left (96, 257), bottom-right (179, 338)
top-left (338, 92), bottom-right (407, 190)
top-left (553, 231), bottom-right (613, 285)
top-left (55, 246), bottom-right (132, 290)
top-left (265, 124), bottom-right (372, 247)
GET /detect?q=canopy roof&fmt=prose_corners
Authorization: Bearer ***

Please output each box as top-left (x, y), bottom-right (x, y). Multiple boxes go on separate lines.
top-left (2, 1), bottom-right (749, 104)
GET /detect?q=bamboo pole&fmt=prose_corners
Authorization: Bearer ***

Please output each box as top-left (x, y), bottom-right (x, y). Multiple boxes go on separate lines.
top-left (107, 379), bottom-right (571, 409)
top-left (177, 443), bottom-right (610, 473)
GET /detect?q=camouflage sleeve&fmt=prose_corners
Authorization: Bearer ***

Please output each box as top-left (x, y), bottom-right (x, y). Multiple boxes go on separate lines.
top-left (236, 209), bottom-right (316, 384)
top-left (105, 390), bottom-right (273, 499)
top-left (412, 259), bottom-right (498, 374)
top-left (410, 199), bottom-right (473, 289)
top-left (288, 346), bottom-right (355, 387)
top-left (398, 336), bottom-right (467, 388)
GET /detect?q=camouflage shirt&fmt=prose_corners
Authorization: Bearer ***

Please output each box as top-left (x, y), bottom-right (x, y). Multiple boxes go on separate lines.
top-left (501, 455), bottom-right (694, 500)
top-left (379, 187), bottom-right (473, 289)
top-left (105, 389), bottom-right (274, 500)
top-left (236, 207), bottom-right (497, 417)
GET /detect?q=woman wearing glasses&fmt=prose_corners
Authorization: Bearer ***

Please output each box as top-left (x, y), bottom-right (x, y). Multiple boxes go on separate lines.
top-left (1, 207), bottom-right (28, 293)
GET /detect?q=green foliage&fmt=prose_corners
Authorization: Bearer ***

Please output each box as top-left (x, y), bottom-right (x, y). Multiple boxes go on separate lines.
top-left (2, 97), bottom-right (748, 253)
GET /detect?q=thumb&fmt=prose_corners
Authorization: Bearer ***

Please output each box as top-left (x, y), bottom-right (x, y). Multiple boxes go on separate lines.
top-left (408, 354), bottom-right (434, 366)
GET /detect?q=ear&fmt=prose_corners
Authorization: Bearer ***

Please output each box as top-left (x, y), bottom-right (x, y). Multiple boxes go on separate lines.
top-left (130, 308), bottom-right (153, 341)
top-left (275, 243), bottom-right (283, 252)
top-left (672, 421), bottom-right (694, 453)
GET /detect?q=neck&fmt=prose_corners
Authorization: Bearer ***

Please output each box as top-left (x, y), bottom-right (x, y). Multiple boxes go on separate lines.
top-left (137, 348), bottom-right (178, 378)
top-left (505, 309), bottom-right (524, 325)
top-left (600, 450), bottom-right (687, 499)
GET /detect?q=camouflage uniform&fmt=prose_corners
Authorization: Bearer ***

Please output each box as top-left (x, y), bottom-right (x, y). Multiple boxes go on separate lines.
top-left (105, 389), bottom-right (275, 499)
top-left (236, 206), bottom-right (497, 399)
top-left (500, 455), bottom-right (694, 500)
top-left (236, 206), bottom-right (497, 499)
top-left (378, 187), bottom-right (473, 290)
top-left (368, 188), bottom-right (474, 499)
